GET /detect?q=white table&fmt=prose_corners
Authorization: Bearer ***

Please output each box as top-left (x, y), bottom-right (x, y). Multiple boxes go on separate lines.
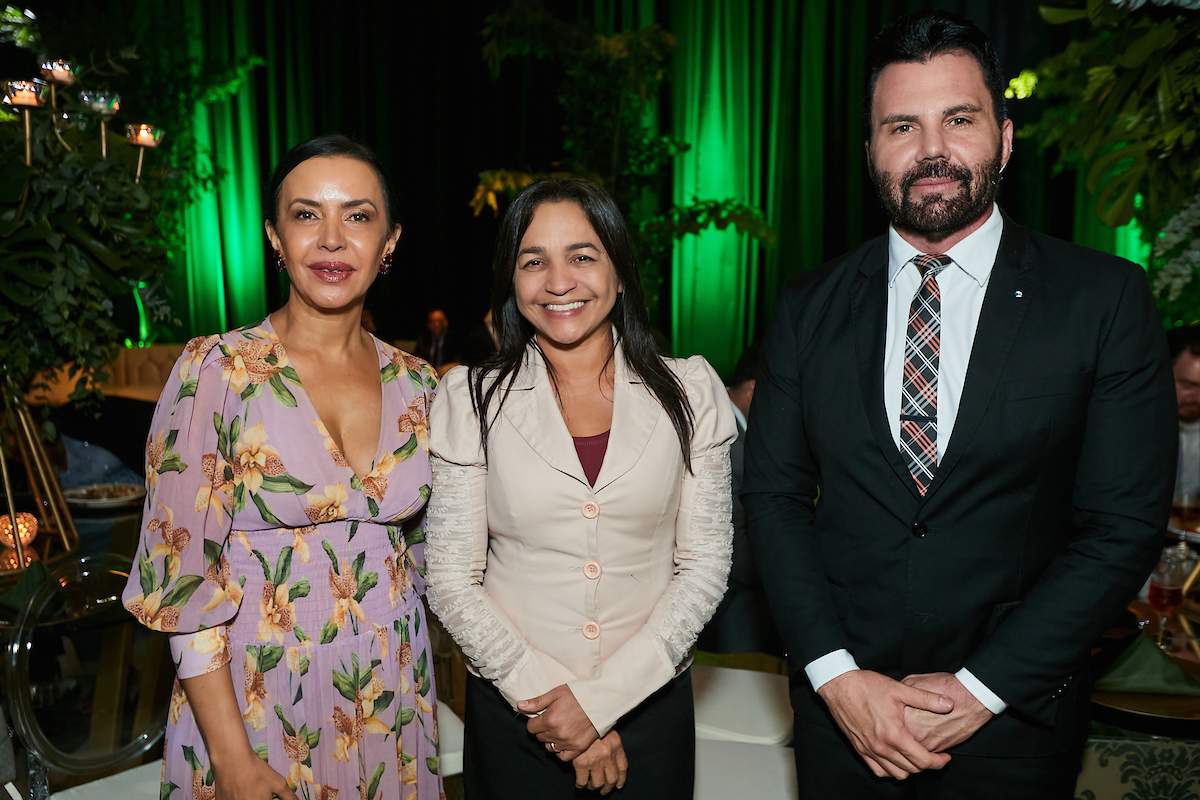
top-left (694, 739), bottom-right (797, 800)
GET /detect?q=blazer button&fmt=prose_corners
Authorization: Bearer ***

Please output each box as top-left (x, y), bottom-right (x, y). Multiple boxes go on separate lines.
top-left (582, 621), bottom-right (600, 640)
top-left (911, 523), bottom-right (927, 538)
top-left (584, 560), bottom-right (602, 580)
top-left (581, 500), bottom-right (600, 519)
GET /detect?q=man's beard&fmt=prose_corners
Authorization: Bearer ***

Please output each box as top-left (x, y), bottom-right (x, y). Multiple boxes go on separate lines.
top-left (869, 146), bottom-right (1003, 243)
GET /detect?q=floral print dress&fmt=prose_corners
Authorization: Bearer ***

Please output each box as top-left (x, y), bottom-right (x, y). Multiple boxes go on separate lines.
top-left (122, 319), bottom-right (443, 800)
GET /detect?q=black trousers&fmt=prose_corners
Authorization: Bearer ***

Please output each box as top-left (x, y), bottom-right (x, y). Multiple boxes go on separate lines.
top-left (463, 670), bottom-right (695, 799)
top-left (792, 715), bottom-right (1082, 800)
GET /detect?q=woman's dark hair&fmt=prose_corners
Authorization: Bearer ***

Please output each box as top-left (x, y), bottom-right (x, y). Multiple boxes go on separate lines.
top-left (864, 10), bottom-right (1007, 139)
top-left (264, 134), bottom-right (396, 227)
top-left (469, 177), bottom-right (695, 468)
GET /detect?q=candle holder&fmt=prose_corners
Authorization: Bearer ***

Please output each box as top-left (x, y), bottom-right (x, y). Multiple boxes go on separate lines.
top-left (78, 89), bottom-right (120, 157)
top-left (0, 372), bottom-right (80, 577)
top-left (39, 59), bottom-right (78, 152)
top-left (0, 511), bottom-right (37, 549)
top-left (3, 79), bottom-right (49, 166)
top-left (125, 124), bottom-right (164, 183)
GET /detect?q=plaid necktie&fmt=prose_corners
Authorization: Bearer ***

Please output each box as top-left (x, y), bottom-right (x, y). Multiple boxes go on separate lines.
top-left (900, 253), bottom-right (953, 496)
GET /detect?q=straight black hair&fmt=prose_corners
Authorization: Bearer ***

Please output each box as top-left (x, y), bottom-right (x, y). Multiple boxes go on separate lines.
top-left (264, 134), bottom-right (397, 227)
top-left (469, 178), bottom-right (695, 469)
top-left (864, 10), bottom-right (1007, 139)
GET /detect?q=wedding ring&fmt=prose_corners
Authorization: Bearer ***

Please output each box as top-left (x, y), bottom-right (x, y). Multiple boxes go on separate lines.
top-left (549, 742), bottom-right (558, 752)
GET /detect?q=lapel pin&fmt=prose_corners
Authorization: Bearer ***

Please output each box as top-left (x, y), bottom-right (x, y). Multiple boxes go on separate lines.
top-left (1014, 291), bottom-right (1023, 298)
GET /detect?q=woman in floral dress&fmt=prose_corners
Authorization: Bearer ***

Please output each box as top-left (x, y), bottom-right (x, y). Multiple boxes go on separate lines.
top-left (123, 136), bottom-right (443, 800)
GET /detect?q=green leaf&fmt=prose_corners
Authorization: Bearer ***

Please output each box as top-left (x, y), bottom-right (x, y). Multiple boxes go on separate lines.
top-left (350, 475), bottom-right (364, 493)
top-left (332, 670), bottom-right (358, 703)
top-left (160, 782), bottom-right (179, 800)
top-left (182, 745), bottom-right (203, 772)
top-left (352, 551), bottom-right (367, 584)
top-left (160, 574), bottom-right (205, 609)
top-left (373, 690), bottom-right (395, 713)
top-left (404, 526), bottom-right (425, 548)
top-left (293, 624), bottom-right (308, 643)
top-left (203, 539), bottom-right (223, 569)
top-left (380, 362), bottom-right (401, 384)
top-left (274, 546), bottom-right (293, 586)
top-left (252, 492), bottom-right (283, 525)
top-left (415, 651), bottom-right (430, 696)
top-left (349, 520), bottom-right (360, 542)
top-left (1037, 5), bottom-right (1088, 24)
top-left (294, 683), bottom-right (303, 704)
top-left (157, 454), bottom-right (187, 475)
top-left (268, 374), bottom-right (298, 407)
top-left (426, 756), bottom-right (440, 776)
top-left (258, 473), bottom-right (314, 494)
top-left (396, 705), bottom-right (416, 728)
top-left (288, 579), bottom-right (310, 602)
top-left (367, 762), bottom-right (386, 799)
top-left (280, 365), bottom-right (303, 386)
top-left (323, 540), bottom-right (339, 572)
top-left (306, 727), bottom-right (321, 749)
top-left (174, 378), bottom-right (198, 405)
top-left (355, 572), bottom-right (378, 603)
top-left (253, 549), bottom-right (272, 582)
top-left (319, 619), bottom-right (339, 645)
top-left (138, 555), bottom-right (156, 597)
top-left (395, 433), bottom-right (419, 462)
top-left (251, 743), bottom-right (269, 761)
top-left (214, 413), bottom-right (229, 458)
top-left (274, 703), bottom-right (296, 736)
top-left (367, 497), bottom-right (379, 517)
top-left (258, 645), bottom-right (285, 673)
top-left (241, 382), bottom-right (264, 402)
top-left (229, 416), bottom-right (242, 448)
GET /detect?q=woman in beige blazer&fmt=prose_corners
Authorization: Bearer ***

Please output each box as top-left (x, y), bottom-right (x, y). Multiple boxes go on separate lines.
top-left (425, 178), bottom-right (736, 798)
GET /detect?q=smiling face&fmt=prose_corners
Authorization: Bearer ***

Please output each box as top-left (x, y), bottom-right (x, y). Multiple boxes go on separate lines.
top-left (867, 51), bottom-right (1013, 248)
top-left (513, 201), bottom-right (622, 354)
top-left (265, 155), bottom-right (400, 313)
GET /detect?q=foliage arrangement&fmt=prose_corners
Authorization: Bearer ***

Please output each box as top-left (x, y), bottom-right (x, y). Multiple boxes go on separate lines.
top-left (470, 0), bottom-right (774, 320)
top-left (0, 4), bottom-right (260, 414)
top-left (1019, 0), bottom-right (1200, 323)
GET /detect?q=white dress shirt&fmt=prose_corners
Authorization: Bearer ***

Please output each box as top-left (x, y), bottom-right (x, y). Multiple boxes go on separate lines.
top-left (805, 205), bottom-right (1008, 715)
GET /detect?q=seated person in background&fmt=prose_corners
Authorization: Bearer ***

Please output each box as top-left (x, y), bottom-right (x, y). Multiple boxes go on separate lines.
top-left (415, 308), bottom-right (462, 372)
top-left (1169, 325), bottom-right (1200, 526)
top-left (698, 342), bottom-right (782, 657)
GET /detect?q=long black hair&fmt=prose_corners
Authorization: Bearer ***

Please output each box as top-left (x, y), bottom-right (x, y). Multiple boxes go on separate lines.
top-left (469, 178), bottom-right (695, 469)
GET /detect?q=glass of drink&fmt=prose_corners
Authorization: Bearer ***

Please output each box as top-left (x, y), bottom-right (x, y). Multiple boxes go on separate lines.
top-left (1149, 544), bottom-right (1190, 649)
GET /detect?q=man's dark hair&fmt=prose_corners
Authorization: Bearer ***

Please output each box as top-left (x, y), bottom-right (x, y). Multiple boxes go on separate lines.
top-left (730, 341), bottom-right (761, 388)
top-left (1168, 325), bottom-right (1200, 362)
top-left (864, 10), bottom-right (1007, 139)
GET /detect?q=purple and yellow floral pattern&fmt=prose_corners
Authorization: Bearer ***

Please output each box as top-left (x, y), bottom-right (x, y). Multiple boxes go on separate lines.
top-left (123, 319), bottom-right (443, 800)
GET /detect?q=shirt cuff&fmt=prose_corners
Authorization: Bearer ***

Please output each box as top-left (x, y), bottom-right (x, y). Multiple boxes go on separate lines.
top-left (168, 627), bottom-right (231, 680)
top-left (804, 649), bottom-right (859, 692)
top-left (954, 667), bottom-right (1007, 714)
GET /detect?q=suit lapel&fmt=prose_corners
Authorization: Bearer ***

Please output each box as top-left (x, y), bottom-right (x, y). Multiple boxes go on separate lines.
top-left (501, 347), bottom-right (590, 485)
top-left (850, 239), bottom-right (921, 500)
top-left (593, 348), bottom-right (659, 492)
top-left (922, 217), bottom-right (1036, 501)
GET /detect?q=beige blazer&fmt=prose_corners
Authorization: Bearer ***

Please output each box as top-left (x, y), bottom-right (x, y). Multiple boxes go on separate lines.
top-left (424, 342), bottom-right (736, 734)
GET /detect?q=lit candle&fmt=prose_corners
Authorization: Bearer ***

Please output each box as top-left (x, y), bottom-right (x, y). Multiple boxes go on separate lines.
top-left (127, 124), bottom-right (164, 148)
top-left (0, 512), bottom-right (38, 548)
top-left (40, 59), bottom-right (77, 86)
top-left (0, 546), bottom-right (39, 570)
top-left (3, 79), bottom-right (46, 107)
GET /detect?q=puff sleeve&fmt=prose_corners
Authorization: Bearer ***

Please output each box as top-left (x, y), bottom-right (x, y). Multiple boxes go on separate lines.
top-left (568, 355), bottom-right (736, 735)
top-left (121, 336), bottom-right (242, 678)
top-left (424, 366), bottom-right (580, 707)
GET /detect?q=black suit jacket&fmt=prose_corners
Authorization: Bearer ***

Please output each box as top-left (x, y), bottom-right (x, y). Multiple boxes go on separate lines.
top-left (743, 216), bottom-right (1176, 756)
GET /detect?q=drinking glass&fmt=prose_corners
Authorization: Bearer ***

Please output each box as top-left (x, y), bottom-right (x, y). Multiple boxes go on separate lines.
top-left (1149, 543), bottom-right (1190, 649)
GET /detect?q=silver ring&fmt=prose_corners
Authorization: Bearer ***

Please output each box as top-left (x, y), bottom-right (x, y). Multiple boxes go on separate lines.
top-left (550, 742), bottom-right (558, 752)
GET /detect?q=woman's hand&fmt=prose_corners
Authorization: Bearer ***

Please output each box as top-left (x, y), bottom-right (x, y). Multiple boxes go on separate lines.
top-left (517, 685), bottom-right (599, 760)
top-left (180, 667), bottom-right (297, 800)
top-left (212, 750), bottom-right (297, 800)
top-left (572, 730), bottom-right (628, 795)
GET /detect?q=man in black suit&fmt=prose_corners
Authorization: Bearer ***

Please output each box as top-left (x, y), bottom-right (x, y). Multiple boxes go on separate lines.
top-left (743, 11), bottom-right (1176, 797)
top-left (414, 308), bottom-right (461, 371)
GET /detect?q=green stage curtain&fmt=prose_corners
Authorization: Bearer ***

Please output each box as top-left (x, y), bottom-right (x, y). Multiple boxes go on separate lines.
top-left (174, 0), bottom-right (267, 337)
